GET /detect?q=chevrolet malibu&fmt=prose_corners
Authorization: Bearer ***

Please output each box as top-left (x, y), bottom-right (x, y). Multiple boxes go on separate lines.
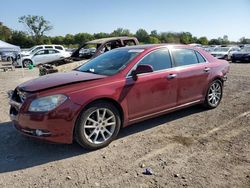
top-left (9, 44), bottom-right (229, 149)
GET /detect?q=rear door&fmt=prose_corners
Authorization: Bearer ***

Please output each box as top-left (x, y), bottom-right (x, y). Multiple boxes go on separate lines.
top-left (47, 49), bottom-right (61, 63)
top-left (171, 48), bottom-right (210, 105)
top-left (125, 48), bottom-right (178, 121)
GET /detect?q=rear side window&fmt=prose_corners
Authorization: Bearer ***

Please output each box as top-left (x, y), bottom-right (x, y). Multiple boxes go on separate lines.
top-left (55, 46), bottom-right (63, 50)
top-left (48, 49), bottom-right (59, 54)
top-left (123, 40), bottom-right (136, 46)
top-left (195, 51), bottom-right (206, 63)
top-left (172, 49), bottom-right (199, 66)
top-left (45, 46), bottom-right (53, 49)
top-left (137, 49), bottom-right (172, 71)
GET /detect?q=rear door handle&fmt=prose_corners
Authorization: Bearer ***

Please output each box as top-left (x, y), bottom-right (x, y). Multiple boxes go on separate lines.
top-left (204, 67), bottom-right (211, 72)
top-left (167, 74), bottom-right (177, 79)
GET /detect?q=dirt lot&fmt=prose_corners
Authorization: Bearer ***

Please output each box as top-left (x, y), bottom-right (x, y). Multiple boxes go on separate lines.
top-left (0, 64), bottom-right (249, 188)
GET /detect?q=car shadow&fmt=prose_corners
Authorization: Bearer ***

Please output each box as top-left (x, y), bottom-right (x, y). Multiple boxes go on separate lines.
top-left (0, 105), bottom-right (205, 173)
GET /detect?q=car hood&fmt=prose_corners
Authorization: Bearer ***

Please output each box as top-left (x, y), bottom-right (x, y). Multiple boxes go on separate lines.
top-left (18, 71), bottom-right (107, 92)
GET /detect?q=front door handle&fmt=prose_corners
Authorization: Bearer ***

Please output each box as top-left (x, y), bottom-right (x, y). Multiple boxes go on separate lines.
top-left (204, 67), bottom-right (211, 72)
top-left (167, 74), bottom-right (177, 79)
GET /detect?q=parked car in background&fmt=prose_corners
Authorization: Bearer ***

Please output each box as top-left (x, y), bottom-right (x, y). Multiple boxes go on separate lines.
top-left (16, 48), bottom-right (71, 67)
top-left (231, 46), bottom-right (250, 63)
top-left (71, 37), bottom-right (139, 61)
top-left (210, 46), bottom-right (240, 60)
top-left (0, 51), bottom-right (19, 62)
top-left (20, 45), bottom-right (66, 56)
top-left (9, 44), bottom-right (229, 149)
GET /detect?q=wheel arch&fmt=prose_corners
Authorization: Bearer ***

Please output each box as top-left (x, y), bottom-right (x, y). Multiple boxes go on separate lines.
top-left (22, 58), bottom-right (33, 65)
top-left (73, 97), bottom-right (125, 142)
top-left (211, 76), bottom-right (224, 86)
top-left (84, 98), bottom-right (124, 124)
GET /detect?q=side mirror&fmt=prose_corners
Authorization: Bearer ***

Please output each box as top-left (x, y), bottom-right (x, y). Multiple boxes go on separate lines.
top-left (131, 64), bottom-right (153, 80)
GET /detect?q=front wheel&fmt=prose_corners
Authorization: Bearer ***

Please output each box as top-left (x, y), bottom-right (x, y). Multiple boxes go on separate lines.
top-left (75, 102), bottom-right (121, 150)
top-left (22, 59), bottom-right (33, 68)
top-left (204, 80), bottom-right (223, 109)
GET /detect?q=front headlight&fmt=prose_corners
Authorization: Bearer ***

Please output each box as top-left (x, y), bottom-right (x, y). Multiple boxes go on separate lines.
top-left (28, 94), bottom-right (67, 112)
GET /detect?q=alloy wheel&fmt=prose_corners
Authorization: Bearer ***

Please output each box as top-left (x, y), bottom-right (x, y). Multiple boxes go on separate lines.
top-left (207, 82), bottom-right (222, 107)
top-left (83, 108), bottom-right (116, 144)
top-left (23, 60), bottom-right (32, 68)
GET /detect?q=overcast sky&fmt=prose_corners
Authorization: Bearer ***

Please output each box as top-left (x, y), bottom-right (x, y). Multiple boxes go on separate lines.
top-left (1, 0), bottom-right (250, 41)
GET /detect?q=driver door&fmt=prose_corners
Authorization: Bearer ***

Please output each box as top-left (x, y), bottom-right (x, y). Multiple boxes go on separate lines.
top-left (125, 49), bottom-right (178, 121)
top-left (32, 50), bottom-right (48, 65)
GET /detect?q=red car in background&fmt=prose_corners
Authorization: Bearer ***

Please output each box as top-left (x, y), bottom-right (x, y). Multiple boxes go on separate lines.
top-left (9, 44), bottom-right (229, 149)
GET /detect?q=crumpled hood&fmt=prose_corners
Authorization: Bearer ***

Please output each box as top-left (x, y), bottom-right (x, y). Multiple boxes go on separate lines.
top-left (18, 71), bottom-right (107, 92)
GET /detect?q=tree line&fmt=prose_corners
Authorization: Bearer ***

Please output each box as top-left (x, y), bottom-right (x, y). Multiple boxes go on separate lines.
top-left (1, 15), bottom-right (250, 48)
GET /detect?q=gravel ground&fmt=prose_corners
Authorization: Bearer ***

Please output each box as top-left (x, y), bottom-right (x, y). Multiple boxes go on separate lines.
top-left (0, 64), bottom-right (249, 188)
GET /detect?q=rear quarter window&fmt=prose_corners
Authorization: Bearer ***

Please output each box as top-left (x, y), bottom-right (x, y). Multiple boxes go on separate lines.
top-left (195, 51), bottom-right (206, 63)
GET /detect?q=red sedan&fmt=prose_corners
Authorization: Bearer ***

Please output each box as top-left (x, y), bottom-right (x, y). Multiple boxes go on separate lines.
top-left (9, 44), bottom-right (229, 149)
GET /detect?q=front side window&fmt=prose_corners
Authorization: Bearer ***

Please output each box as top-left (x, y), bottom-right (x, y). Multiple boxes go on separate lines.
top-left (35, 50), bottom-right (47, 56)
top-left (77, 49), bottom-right (142, 76)
top-left (172, 49), bottom-right (199, 66)
top-left (137, 49), bottom-right (172, 71)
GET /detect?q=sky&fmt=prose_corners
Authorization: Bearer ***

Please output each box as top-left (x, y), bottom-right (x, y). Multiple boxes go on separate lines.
top-left (1, 0), bottom-right (250, 41)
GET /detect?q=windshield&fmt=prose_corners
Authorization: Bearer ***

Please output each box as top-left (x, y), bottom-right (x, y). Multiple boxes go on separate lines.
top-left (241, 47), bottom-right (250, 52)
top-left (77, 49), bottom-right (142, 76)
top-left (214, 47), bottom-right (230, 52)
top-left (27, 46), bottom-right (37, 52)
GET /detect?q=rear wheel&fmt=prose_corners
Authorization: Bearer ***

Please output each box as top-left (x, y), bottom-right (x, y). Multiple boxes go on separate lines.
top-left (75, 102), bottom-right (121, 150)
top-left (22, 59), bottom-right (33, 68)
top-left (204, 80), bottom-right (223, 109)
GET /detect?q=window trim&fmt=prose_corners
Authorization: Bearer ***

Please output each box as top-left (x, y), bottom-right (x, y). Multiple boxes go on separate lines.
top-left (126, 48), bottom-right (174, 78)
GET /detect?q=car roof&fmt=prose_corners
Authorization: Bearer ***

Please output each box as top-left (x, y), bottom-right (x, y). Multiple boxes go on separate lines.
top-left (117, 44), bottom-right (190, 50)
top-left (34, 45), bottom-right (63, 47)
top-left (86, 37), bottom-right (137, 44)
top-left (32, 48), bottom-right (59, 53)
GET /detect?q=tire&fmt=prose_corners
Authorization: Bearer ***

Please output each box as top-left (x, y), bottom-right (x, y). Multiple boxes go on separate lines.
top-left (22, 59), bottom-right (33, 68)
top-left (7, 57), bottom-right (13, 62)
top-left (203, 80), bottom-right (223, 109)
top-left (74, 101), bottom-right (121, 150)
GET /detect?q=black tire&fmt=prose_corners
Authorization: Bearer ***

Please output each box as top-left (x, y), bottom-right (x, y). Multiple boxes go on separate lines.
top-left (22, 59), bottom-right (33, 68)
top-left (74, 101), bottom-right (121, 150)
top-left (203, 80), bottom-right (223, 109)
top-left (7, 57), bottom-right (13, 62)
